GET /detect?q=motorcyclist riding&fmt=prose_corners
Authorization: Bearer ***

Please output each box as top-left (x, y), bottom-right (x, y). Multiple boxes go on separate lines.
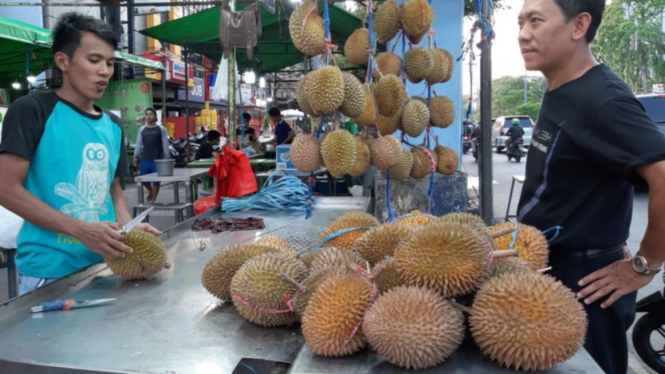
top-left (505, 118), bottom-right (525, 152)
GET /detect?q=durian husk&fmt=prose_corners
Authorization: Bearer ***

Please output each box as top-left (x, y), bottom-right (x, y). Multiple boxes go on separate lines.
top-left (376, 110), bottom-right (402, 136)
top-left (353, 222), bottom-right (417, 266)
top-left (201, 244), bottom-right (278, 301)
top-left (107, 231), bottom-right (170, 280)
top-left (400, 0), bottom-right (434, 44)
top-left (290, 266), bottom-right (357, 317)
top-left (352, 84), bottom-right (378, 127)
top-left (290, 134), bottom-right (324, 173)
top-left (434, 137), bottom-right (459, 175)
top-left (490, 256), bottom-right (534, 278)
top-left (490, 222), bottom-right (549, 270)
top-left (375, 74), bottom-right (408, 117)
top-left (373, 53), bottom-right (403, 80)
top-left (441, 49), bottom-right (454, 83)
top-left (300, 251), bottom-right (320, 270)
top-left (319, 211), bottom-right (380, 249)
top-left (394, 221), bottom-right (490, 298)
top-left (369, 135), bottom-right (403, 170)
top-left (254, 235), bottom-right (298, 256)
top-left (410, 146), bottom-right (435, 179)
top-left (373, 0), bottom-right (401, 44)
top-left (308, 247), bottom-right (366, 278)
top-left (348, 136), bottom-right (371, 177)
top-left (397, 209), bottom-right (435, 226)
top-left (344, 28), bottom-right (370, 66)
top-left (363, 286), bottom-right (465, 370)
top-left (401, 100), bottom-right (430, 137)
top-left (437, 212), bottom-right (492, 243)
top-left (381, 148), bottom-right (413, 181)
top-left (289, 0), bottom-right (326, 56)
top-left (321, 129), bottom-right (356, 178)
top-left (469, 272), bottom-right (588, 371)
top-left (411, 96), bottom-right (428, 105)
top-left (373, 258), bottom-right (405, 294)
top-left (230, 252), bottom-right (308, 326)
top-left (297, 72), bottom-right (317, 116)
top-left (430, 95), bottom-right (455, 129)
top-left (302, 273), bottom-right (374, 357)
top-left (405, 47), bottom-right (434, 83)
top-left (426, 48), bottom-right (448, 85)
top-left (340, 73), bottom-right (367, 119)
top-left (308, 66), bottom-right (345, 115)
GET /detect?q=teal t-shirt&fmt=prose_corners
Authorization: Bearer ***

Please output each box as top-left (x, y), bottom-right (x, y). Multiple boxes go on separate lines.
top-left (0, 92), bottom-right (128, 278)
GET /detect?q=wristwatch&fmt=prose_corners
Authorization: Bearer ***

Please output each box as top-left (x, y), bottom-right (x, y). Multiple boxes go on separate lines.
top-left (631, 255), bottom-right (662, 276)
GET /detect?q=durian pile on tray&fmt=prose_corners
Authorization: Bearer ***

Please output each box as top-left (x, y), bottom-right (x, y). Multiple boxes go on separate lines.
top-left (287, 0), bottom-right (459, 181)
top-left (196, 211), bottom-right (588, 372)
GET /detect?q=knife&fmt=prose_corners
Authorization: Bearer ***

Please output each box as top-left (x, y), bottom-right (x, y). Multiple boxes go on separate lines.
top-left (120, 207), bottom-right (154, 234)
top-left (31, 298), bottom-right (117, 313)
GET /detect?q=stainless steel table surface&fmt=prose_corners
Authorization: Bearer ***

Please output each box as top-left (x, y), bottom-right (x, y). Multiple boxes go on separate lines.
top-left (0, 197), bottom-right (370, 374)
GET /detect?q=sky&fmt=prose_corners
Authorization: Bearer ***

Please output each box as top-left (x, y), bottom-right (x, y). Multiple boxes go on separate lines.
top-left (462, 0), bottom-right (544, 96)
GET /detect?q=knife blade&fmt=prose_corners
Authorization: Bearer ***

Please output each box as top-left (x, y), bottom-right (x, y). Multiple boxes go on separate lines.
top-left (121, 207), bottom-right (154, 234)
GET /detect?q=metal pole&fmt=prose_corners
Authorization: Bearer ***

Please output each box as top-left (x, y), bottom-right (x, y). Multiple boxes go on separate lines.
top-left (185, 47), bottom-right (191, 158)
top-left (161, 53), bottom-right (167, 121)
top-left (479, 0), bottom-right (494, 226)
top-left (228, 0), bottom-right (237, 149)
top-left (524, 71), bottom-right (527, 104)
top-left (127, 0), bottom-right (135, 55)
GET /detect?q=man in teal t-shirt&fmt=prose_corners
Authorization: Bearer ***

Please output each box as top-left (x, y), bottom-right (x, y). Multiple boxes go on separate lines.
top-left (0, 13), bottom-right (160, 295)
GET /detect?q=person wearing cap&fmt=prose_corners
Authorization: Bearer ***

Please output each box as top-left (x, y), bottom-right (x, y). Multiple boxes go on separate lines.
top-left (504, 118), bottom-right (525, 151)
top-left (133, 107), bottom-right (170, 203)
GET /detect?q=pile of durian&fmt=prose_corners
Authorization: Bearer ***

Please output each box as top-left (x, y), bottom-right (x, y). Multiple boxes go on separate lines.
top-left (288, 0), bottom-right (459, 180)
top-left (202, 211), bottom-right (588, 372)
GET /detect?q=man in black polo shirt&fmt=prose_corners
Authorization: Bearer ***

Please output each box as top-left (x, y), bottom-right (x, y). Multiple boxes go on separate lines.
top-left (516, 1), bottom-right (665, 373)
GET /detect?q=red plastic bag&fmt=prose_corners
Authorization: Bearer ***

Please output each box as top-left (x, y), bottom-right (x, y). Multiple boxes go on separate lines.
top-left (194, 195), bottom-right (219, 216)
top-left (208, 147), bottom-right (257, 202)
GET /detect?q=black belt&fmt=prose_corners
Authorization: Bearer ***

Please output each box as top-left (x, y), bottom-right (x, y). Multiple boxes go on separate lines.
top-left (549, 245), bottom-right (624, 264)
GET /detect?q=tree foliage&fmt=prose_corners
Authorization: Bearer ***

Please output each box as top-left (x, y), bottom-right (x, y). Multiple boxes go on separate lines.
top-left (490, 75), bottom-right (546, 120)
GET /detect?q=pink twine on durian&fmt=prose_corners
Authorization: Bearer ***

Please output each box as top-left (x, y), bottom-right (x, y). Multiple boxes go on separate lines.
top-left (233, 293), bottom-right (295, 314)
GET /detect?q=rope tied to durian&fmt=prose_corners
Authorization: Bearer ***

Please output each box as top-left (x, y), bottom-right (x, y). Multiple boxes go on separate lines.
top-left (366, 50), bottom-right (379, 84)
top-left (390, 30), bottom-right (404, 53)
top-left (319, 227), bottom-right (372, 246)
top-left (428, 29), bottom-right (438, 49)
top-left (233, 293), bottom-right (296, 315)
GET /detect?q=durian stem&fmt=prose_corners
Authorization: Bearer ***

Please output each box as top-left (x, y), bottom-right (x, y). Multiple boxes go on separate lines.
top-left (492, 250), bottom-right (519, 258)
top-left (491, 226), bottom-right (518, 239)
top-left (279, 274), bottom-right (305, 293)
top-left (163, 263), bottom-right (172, 269)
top-left (451, 300), bottom-right (472, 314)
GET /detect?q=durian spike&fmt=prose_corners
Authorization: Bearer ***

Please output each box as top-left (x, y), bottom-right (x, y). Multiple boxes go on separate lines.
top-left (279, 274), bottom-right (306, 293)
top-left (491, 226), bottom-right (519, 239)
top-left (164, 263), bottom-right (172, 269)
top-left (451, 300), bottom-right (472, 314)
top-left (492, 249), bottom-right (519, 258)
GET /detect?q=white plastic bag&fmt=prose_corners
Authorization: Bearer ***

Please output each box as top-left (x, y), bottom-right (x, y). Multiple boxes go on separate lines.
top-left (0, 205), bottom-right (23, 249)
top-left (211, 57), bottom-right (241, 103)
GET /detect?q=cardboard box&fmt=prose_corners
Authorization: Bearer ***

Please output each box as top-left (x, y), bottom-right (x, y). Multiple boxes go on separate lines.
top-left (276, 145), bottom-right (295, 170)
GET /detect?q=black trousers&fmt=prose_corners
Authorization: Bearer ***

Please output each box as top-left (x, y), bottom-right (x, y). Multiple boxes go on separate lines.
top-left (549, 248), bottom-right (637, 374)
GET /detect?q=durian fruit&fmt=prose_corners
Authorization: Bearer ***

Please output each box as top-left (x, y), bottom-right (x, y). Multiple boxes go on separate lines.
top-left (344, 28), bottom-right (370, 66)
top-left (300, 251), bottom-right (320, 270)
top-left (308, 247), bottom-right (366, 277)
top-left (376, 110), bottom-right (402, 136)
top-left (302, 273), bottom-right (374, 357)
top-left (402, 100), bottom-right (430, 137)
top-left (254, 235), bottom-right (297, 256)
top-left (394, 221), bottom-right (490, 297)
top-left (289, 0), bottom-right (326, 56)
top-left (434, 137), bottom-right (459, 175)
top-left (319, 211), bottom-right (380, 249)
top-left (381, 148), bottom-right (413, 181)
top-left (353, 222), bottom-right (416, 266)
top-left (405, 47), bottom-right (434, 83)
top-left (284, 266), bottom-right (356, 317)
top-left (231, 252), bottom-right (308, 326)
top-left (441, 49), bottom-right (454, 83)
top-left (373, 53), bottom-right (403, 79)
top-left (339, 73), bottom-right (367, 118)
top-left (290, 134), bottom-right (323, 173)
top-left (107, 231), bottom-right (170, 280)
top-left (430, 95), bottom-right (455, 128)
top-left (397, 209), bottom-right (435, 226)
top-left (308, 66), bottom-right (345, 115)
top-left (411, 96), bottom-right (428, 105)
top-left (373, 258), bottom-right (405, 294)
top-left (469, 272), bottom-right (588, 371)
top-left (373, 0), bottom-right (401, 44)
top-left (426, 48), bottom-right (448, 85)
top-left (375, 74), bottom-right (408, 117)
top-left (369, 135), bottom-right (402, 170)
top-left (490, 222), bottom-right (549, 270)
top-left (400, 0), bottom-right (434, 44)
top-left (352, 84), bottom-right (377, 127)
top-left (490, 257), bottom-right (534, 278)
top-left (438, 212), bottom-right (492, 242)
top-left (410, 146), bottom-right (435, 179)
top-left (202, 244), bottom-right (277, 300)
top-left (334, 54), bottom-right (358, 70)
top-left (363, 286), bottom-right (464, 370)
top-left (321, 130), bottom-right (356, 178)
top-left (349, 136), bottom-right (371, 177)
top-left (297, 72), bottom-right (317, 116)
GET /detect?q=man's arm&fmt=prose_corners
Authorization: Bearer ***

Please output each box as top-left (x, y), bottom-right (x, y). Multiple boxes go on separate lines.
top-left (0, 153), bottom-right (131, 258)
top-left (285, 130), bottom-right (296, 144)
top-left (635, 160), bottom-right (665, 267)
top-left (110, 178), bottom-right (161, 235)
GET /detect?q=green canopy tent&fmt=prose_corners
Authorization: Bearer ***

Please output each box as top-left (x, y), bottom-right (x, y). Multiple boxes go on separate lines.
top-left (139, 3), bottom-right (367, 73)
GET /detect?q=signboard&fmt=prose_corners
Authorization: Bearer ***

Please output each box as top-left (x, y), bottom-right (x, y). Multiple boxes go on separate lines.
top-left (96, 78), bottom-right (155, 143)
top-left (177, 77), bottom-right (205, 102)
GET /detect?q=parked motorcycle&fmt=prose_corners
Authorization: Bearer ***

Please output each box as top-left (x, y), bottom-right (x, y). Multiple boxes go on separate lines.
top-left (170, 138), bottom-right (197, 167)
top-left (632, 276), bottom-right (665, 373)
top-left (506, 138), bottom-right (525, 162)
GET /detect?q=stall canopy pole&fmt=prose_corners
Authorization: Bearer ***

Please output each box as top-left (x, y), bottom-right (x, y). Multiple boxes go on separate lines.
top-left (161, 52), bottom-right (167, 123)
top-left (185, 47), bottom-right (191, 158)
top-left (479, 0), bottom-right (494, 225)
top-left (228, 0), bottom-right (237, 149)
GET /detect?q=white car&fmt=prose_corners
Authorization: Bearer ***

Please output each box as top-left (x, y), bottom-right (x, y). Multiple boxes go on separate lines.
top-left (491, 115), bottom-right (534, 153)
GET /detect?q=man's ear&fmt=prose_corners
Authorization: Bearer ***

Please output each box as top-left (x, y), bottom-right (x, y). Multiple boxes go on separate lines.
top-left (572, 12), bottom-right (592, 42)
top-left (54, 51), bottom-right (70, 73)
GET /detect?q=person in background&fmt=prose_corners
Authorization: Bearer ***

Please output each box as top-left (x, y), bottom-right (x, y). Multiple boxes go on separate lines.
top-left (504, 118), bottom-right (525, 151)
top-left (133, 107), bottom-right (169, 203)
top-left (0, 12), bottom-right (160, 296)
top-left (516, 0), bottom-right (665, 372)
top-left (268, 107), bottom-right (295, 146)
top-left (195, 130), bottom-right (221, 160)
top-left (236, 112), bottom-right (258, 149)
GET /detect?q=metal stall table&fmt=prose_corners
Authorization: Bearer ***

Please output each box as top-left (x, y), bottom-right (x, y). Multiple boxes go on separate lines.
top-left (0, 197), bottom-right (369, 374)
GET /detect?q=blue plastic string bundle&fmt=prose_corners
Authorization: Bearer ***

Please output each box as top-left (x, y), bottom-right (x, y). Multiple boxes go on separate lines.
top-left (323, 0), bottom-right (331, 65)
top-left (509, 223), bottom-right (520, 250)
top-left (541, 226), bottom-right (564, 243)
top-left (221, 171), bottom-right (313, 213)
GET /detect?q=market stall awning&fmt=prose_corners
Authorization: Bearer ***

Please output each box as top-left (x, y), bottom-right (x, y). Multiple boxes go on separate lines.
top-left (114, 51), bottom-right (165, 70)
top-left (140, 4), bottom-right (364, 72)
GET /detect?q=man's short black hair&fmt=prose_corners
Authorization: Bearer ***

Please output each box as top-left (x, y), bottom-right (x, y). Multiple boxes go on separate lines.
top-left (554, 0), bottom-right (605, 43)
top-left (52, 12), bottom-right (118, 57)
top-left (242, 112), bottom-right (251, 122)
top-left (268, 108), bottom-right (281, 117)
top-left (145, 107), bottom-right (157, 116)
top-left (207, 130), bottom-right (221, 142)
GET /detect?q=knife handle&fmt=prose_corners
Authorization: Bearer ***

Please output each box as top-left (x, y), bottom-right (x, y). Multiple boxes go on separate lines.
top-left (41, 300), bottom-right (76, 312)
